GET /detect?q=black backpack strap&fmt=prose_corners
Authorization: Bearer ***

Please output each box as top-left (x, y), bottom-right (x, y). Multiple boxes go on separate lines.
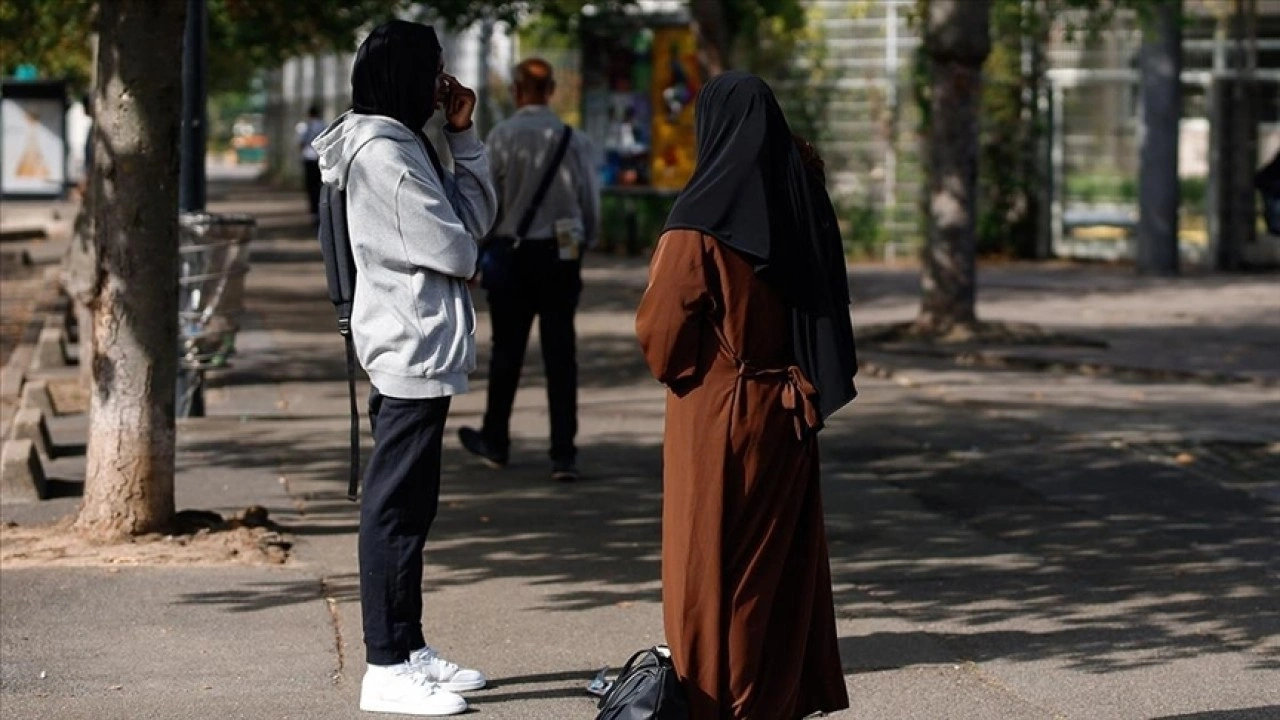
top-left (420, 132), bottom-right (447, 184)
top-left (342, 329), bottom-right (360, 501)
top-left (515, 126), bottom-right (574, 241)
top-left (319, 183), bottom-right (363, 502)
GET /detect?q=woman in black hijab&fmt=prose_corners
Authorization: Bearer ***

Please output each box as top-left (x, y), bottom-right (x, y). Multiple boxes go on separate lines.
top-left (313, 19), bottom-right (498, 717)
top-left (636, 72), bottom-right (854, 719)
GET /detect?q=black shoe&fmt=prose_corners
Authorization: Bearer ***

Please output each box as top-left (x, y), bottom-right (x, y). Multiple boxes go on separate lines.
top-left (551, 460), bottom-right (579, 482)
top-left (458, 426), bottom-right (507, 469)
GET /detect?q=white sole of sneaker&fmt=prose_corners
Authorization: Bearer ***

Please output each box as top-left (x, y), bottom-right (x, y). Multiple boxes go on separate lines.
top-left (358, 696), bottom-right (467, 716)
top-left (437, 678), bottom-right (487, 692)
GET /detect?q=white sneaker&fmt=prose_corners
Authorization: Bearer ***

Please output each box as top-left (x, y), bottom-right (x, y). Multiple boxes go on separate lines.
top-left (409, 645), bottom-right (488, 692)
top-left (359, 662), bottom-right (468, 716)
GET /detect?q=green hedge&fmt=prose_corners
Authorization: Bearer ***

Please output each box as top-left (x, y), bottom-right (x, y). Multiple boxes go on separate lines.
top-left (840, 203), bottom-right (884, 259)
top-left (599, 192), bottom-right (678, 255)
top-left (1067, 173), bottom-right (1208, 215)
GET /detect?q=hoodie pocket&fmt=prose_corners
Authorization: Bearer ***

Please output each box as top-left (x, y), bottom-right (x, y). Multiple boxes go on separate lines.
top-left (409, 268), bottom-right (434, 344)
top-left (407, 269), bottom-right (473, 378)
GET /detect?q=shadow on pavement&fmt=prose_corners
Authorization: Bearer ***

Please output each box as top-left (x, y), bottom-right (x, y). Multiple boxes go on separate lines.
top-left (1149, 709), bottom-right (1280, 720)
top-left (177, 575), bottom-right (349, 612)
top-left (177, 418), bottom-right (666, 613)
top-left (820, 400), bottom-right (1278, 676)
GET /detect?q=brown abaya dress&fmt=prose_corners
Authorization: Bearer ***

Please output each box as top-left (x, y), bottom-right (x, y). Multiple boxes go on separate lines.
top-left (636, 229), bottom-right (849, 720)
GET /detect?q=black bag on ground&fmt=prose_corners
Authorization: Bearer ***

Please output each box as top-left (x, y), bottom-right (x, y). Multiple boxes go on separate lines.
top-left (595, 645), bottom-right (688, 720)
top-left (479, 125), bottom-right (574, 291)
top-left (317, 183), bottom-right (362, 501)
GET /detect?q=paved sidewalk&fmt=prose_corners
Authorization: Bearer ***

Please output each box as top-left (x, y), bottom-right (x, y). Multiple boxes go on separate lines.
top-left (2, 180), bottom-right (1277, 720)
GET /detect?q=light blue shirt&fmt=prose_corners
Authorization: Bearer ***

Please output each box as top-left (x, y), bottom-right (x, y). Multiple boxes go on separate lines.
top-left (486, 105), bottom-right (600, 245)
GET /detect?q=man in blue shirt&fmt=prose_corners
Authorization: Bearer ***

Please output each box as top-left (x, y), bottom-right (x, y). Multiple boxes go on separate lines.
top-left (458, 58), bottom-right (600, 481)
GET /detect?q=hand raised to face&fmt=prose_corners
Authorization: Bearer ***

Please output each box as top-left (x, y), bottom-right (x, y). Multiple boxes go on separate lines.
top-left (437, 73), bottom-right (476, 131)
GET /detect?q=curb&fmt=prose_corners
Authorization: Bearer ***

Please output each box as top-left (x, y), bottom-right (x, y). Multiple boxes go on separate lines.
top-left (0, 269), bottom-right (75, 504)
top-left (19, 380), bottom-right (55, 416)
top-left (9, 407), bottom-right (55, 461)
top-left (0, 248), bottom-right (34, 269)
top-left (31, 315), bottom-right (71, 372)
top-left (0, 439), bottom-right (47, 503)
top-left (0, 226), bottom-right (46, 243)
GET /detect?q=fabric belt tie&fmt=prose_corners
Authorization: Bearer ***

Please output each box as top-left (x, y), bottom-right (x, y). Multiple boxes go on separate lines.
top-left (739, 363), bottom-right (822, 439)
top-left (714, 325), bottom-right (822, 439)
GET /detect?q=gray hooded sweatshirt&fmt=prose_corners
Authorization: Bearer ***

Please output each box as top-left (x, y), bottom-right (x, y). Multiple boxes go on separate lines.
top-left (313, 112), bottom-right (497, 398)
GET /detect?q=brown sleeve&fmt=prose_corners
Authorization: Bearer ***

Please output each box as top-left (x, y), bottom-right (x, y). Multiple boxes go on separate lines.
top-left (635, 231), bottom-right (713, 389)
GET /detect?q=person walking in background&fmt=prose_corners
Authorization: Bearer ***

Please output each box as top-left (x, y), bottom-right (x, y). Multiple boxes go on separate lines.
top-left (297, 104), bottom-right (326, 223)
top-left (458, 58), bottom-right (600, 482)
top-left (635, 72), bottom-right (857, 719)
top-left (311, 20), bottom-right (496, 717)
top-left (1255, 149), bottom-right (1280, 236)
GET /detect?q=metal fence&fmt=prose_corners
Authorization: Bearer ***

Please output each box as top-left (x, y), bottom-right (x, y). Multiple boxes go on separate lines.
top-left (1042, 4), bottom-right (1280, 263)
top-left (798, 0), bottom-right (924, 257)
top-left (1049, 69), bottom-right (1280, 263)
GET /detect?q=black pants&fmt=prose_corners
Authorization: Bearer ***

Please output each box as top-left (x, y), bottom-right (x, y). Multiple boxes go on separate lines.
top-left (303, 160), bottom-right (322, 217)
top-left (481, 240), bottom-right (582, 464)
top-left (359, 389), bottom-right (450, 666)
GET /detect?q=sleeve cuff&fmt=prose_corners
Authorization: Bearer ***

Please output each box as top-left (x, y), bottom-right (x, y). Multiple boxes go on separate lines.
top-left (444, 125), bottom-right (483, 159)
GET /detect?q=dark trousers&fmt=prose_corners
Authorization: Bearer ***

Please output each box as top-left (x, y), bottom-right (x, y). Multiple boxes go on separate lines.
top-left (303, 160), bottom-right (322, 217)
top-left (359, 389), bottom-right (451, 666)
top-left (482, 240), bottom-right (582, 464)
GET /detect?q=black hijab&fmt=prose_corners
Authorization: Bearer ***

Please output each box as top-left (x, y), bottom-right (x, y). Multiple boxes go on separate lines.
top-left (351, 20), bottom-right (444, 175)
top-left (664, 71), bottom-right (857, 422)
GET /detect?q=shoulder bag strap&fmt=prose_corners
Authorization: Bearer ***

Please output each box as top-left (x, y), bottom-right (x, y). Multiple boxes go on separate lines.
top-left (515, 126), bottom-right (574, 241)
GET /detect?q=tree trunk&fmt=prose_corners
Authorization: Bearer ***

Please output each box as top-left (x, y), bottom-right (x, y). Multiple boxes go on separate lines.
top-left (1136, 0), bottom-right (1181, 276)
top-left (917, 0), bottom-right (991, 335)
top-left (75, 0), bottom-right (186, 538)
top-left (1216, 0), bottom-right (1258, 269)
top-left (690, 0), bottom-right (731, 74)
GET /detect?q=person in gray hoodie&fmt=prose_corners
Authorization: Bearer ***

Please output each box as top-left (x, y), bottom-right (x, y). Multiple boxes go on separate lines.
top-left (311, 20), bottom-right (497, 717)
